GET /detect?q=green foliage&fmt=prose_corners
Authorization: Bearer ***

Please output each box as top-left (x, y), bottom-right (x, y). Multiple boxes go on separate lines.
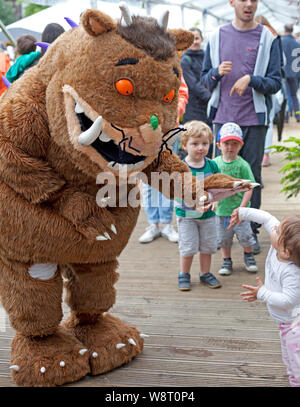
top-left (272, 137), bottom-right (300, 199)
top-left (16, 1), bottom-right (49, 18)
top-left (23, 3), bottom-right (49, 17)
top-left (0, 0), bottom-right (16, 25)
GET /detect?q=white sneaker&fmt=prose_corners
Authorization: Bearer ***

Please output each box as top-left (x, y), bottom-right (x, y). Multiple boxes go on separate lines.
top-left (161, 224), bottom-right (178, 243)
top-left (138, 224), bottom-right (160, 243)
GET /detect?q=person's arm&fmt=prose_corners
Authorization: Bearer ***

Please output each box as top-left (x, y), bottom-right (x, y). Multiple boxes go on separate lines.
top-left (257, 270), bottom-right (300, 309)
top-left (181, 57), bottom-right (211, 102)
top-left (177, 75), bottom-right (189, 122)
top-left (241, 272), bottom-right (300, 311)
top-left (249, 37), bottom-right (282, 95)
top-left (200, 43), bottom-right (222, 92)
top-left (233, 207), bottom-right (279, 235)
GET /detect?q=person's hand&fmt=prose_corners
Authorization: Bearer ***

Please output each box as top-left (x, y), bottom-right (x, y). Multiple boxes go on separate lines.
top-left (211, 202), bottom-right (217, 212)
top-left (230, 74), bottom-right (251, 96)
top-left (198, 203), bottom-right (212, 213)
top-left (218, 61), bottom-right (232, 76)
top-left (240, 277), bottom-right (263, 302)
top-left (227, 208), bottom-right (240, 230)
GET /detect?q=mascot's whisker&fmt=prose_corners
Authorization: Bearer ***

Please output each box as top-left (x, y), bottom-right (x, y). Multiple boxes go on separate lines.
top-left (110, 123), bottom-right (141, 154)
top-left (128, 136), bottom-right (140, 153)
top-left (156, 126), bottom-right (186, 168)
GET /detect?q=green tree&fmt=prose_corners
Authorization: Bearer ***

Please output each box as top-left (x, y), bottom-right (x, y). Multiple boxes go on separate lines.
top-left (22, 2), bottom-right (49, 18)
top-left (15, 1), bottom-right (49, 18)
top-left (0, 0), bottom-right (16, 25)
top-left (272, 137), bottom-right (300, 199)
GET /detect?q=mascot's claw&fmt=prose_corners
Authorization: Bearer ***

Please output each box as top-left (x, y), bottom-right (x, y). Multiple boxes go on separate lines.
top-left (233, 180), bottom-right (260, 189)
top-left (10, 365), bottom-right (20, 372)
top-left (10, 327), bottom-right (90, 386)
top-left (63, 313), bottom-right (144, 376)
top-left (128, 338), bottom-right (137, 346)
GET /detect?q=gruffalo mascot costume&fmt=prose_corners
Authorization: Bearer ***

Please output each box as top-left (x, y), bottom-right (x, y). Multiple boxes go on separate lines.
top-left (0, 4), bottom-right (255, 386)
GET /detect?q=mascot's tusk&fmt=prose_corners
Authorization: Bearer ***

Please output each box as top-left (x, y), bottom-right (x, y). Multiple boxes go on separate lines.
top-left (75, 103), bottom-right (84, 114)
top-left (119, 1), bottom-right (132, 26)
top-left (64, 17), bottom-right (79, 28)
top-left (9, 365), bottom-right (20, 371)
top-left (78, 116), bottom-right (103, 146)
top-left (157, 10), bottom-right (169, 30)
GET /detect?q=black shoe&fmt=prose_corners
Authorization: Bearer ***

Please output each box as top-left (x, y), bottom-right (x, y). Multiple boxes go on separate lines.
top-left (253, 234), bottom-right (261, 255)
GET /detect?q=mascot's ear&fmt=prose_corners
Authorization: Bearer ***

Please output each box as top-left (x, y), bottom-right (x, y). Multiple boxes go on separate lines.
top-left (81, 9), bottom-right (116, 36)
top-left (168, 29), bottom-right (194, 51)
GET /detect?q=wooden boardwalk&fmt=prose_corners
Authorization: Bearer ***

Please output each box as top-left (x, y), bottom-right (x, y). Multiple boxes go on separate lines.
top-left (0, 120), bottom-right (299, 387)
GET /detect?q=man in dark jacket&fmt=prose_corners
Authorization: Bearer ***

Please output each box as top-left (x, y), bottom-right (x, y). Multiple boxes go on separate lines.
top-left (281, 24), bottom-right (300, 122)
top-left (181, 28), bottom-right (211, 125)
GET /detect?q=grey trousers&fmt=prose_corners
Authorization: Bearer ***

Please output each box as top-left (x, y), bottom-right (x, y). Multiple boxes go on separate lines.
top-left (213, 124), bottom-right (267, 234)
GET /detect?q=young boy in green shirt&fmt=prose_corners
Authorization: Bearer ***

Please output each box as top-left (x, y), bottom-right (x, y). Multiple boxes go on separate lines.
top-left (176, 120), bottom-right (222, 291)
top-left (213, 122), bottom-right (258, 275)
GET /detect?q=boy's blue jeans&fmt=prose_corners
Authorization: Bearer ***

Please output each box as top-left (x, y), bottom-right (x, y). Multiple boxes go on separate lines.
top-left (142, 183), bottom-right (174, 224)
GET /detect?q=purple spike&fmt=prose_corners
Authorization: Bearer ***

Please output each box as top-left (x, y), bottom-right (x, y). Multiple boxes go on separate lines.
top-left (35, 42), bottom-right (50, 51)
top-left (2, 75), bottom-right (10, 88)
top-left (64, 17), bottom-right (79, 28)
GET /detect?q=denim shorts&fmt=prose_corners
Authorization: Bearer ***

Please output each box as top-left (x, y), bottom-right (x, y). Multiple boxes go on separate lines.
top-left (177, 216), bottom-right (218, 257)
top-left (216, 216), bottom-right (256, 248)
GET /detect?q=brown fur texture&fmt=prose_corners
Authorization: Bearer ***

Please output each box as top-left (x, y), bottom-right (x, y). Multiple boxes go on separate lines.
top-left (0, 7), bottom-right (252, 386)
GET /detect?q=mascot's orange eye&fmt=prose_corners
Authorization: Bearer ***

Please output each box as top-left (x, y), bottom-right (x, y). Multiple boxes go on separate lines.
top-left (162, 89), bottom-right (175, 103)
top-left (115, 79), bottom-right (134, 96)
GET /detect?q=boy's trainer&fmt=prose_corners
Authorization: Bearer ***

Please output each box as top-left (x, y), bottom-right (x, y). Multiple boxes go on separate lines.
top-left (244, 252), bottom-right (258, 273)
top-left (178, 272), bottom-right (191, 291)
top-left (218, 258), bottom-right (233, 275)
top-left (161, 224), bottom-right (178, 243)
top-left (200, 272), bottom-right (222, 288)
top-left (139, 224), bottom-right (160, 243)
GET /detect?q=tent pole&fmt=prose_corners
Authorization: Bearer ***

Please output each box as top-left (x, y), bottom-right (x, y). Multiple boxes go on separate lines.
top-left (0, 19), bottom-right (16, 47)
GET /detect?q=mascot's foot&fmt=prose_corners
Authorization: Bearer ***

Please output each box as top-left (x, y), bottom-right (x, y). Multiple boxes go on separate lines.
top-left (63, 313), bottom-right (144, 375)
top-left (10, 326), bottom-right (90, 386)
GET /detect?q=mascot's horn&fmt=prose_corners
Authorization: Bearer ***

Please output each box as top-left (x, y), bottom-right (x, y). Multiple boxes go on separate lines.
top-left (35, 42), bottom-right (50, 51)
top-left (158, 10), bottom-right (169, 30)
top-left (119, 1), bottom-right (132, 26)
top-left (2, 75), bottom-right (10, 88)
top-left (64, 17), bottom-right (79, 28)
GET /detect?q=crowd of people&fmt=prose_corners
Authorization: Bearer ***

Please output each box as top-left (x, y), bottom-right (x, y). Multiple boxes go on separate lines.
top-left (139, 0), bottom-right (300, 386)
top-left (0, 0), bottom-right (300, 387)
top-left (0, 22), bottom-right (65, 88)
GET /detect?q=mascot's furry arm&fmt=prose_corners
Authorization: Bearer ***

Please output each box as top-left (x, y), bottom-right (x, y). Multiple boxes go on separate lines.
top-left (0, 89), bottom-right (110, 241)
top-left (0, 84), bottom-right (65, 204)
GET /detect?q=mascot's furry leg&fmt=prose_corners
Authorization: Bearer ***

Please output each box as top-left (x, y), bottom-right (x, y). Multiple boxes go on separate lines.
top-left (63, 261), bottom-right (144, 375)
top-left (0, 258), bottom-right (90, 386)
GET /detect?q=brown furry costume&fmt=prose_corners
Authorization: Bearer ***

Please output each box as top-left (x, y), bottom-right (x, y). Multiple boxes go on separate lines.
top-left (0, 6), bottom-right (255, 386)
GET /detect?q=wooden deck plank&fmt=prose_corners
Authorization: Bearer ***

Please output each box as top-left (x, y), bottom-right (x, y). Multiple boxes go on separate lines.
top-left (0, 122), bottom-right (298, 387)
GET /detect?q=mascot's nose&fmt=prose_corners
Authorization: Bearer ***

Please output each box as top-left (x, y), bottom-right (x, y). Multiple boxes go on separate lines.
top-left (150, 115), bottom-right (159, 130)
